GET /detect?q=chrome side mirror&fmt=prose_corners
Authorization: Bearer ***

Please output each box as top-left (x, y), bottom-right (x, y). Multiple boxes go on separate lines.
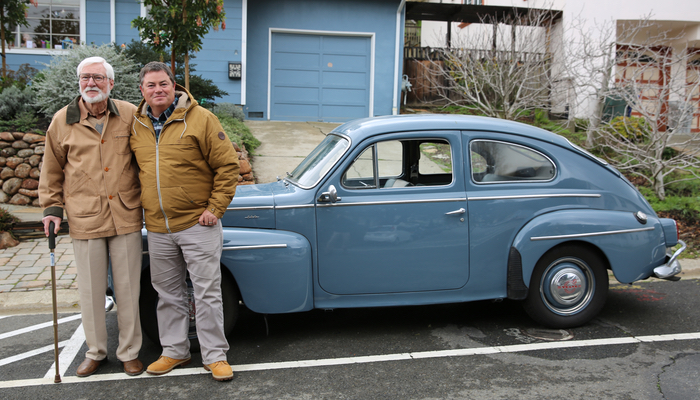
top-left (318, 185), bottom-right (341, 203)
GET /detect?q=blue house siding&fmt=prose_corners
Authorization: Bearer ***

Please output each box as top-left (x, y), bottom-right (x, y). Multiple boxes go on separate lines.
top-left (196, 1), bottom-right (244, 104)
top-left (245, 0), bottom-right (402, 121)
top-left (115, 0), bottom-right (141, 46)
top-left (85, 0), bottom-right (111, 46)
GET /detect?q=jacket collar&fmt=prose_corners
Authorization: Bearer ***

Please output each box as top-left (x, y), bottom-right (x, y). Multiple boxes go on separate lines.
top-left (65, 95), bottom-right (121, 125)
top-left (137, 83), bottom-right (197, 118)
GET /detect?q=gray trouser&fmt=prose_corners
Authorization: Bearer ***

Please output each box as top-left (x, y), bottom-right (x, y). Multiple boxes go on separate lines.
top-left (73, 231), bottom-right (142, 362)
top-left (147, 221), bottom-right (229, 365)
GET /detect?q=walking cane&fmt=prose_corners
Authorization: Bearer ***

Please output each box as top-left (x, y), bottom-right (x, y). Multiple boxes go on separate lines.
top-left (49, 221), bottom-right (61, 383)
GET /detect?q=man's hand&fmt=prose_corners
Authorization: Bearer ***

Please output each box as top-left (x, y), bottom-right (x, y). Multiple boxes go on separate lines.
top-left (42, 215), bottom-right (62, 236)
top-left (198, 209), bottom-right (219, 226)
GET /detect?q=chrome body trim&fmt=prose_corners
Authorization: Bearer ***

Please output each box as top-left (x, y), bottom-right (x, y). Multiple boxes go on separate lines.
top-left (530, 226), bottom-right (656, 241)
top-left (227, 206), bottom-right (275, 211)
top-left (223, 244), bottom-right (288, 251)
top-left (317, 197), bottom-right (466, 207)
top-left (275, 204), bottom-right (315, 210)
top-left (469, 193), bottom-right (602, 201)
top-left (654, 240), bottom-right (686, 279)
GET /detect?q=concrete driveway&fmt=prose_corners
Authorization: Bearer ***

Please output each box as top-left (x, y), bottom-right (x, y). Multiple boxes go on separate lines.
top-left (245, 121), bottom-right (339, 184)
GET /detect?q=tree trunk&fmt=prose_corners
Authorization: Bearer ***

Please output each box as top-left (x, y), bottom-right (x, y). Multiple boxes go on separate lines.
top-left (184, 53), bottom-right (189, 92)
top-left (1, 8), bottom-right (7, 79)
top-left (171, 50), bottom-right (176, 77)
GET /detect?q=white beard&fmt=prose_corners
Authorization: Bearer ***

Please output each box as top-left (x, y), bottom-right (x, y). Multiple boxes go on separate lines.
top-left (80, 86), bottom-right (110, 104)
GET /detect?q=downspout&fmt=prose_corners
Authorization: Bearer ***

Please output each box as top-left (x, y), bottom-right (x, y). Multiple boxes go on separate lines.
top-left (392, 0), bottom-right (407, 115)
top-left (110, 0), bottom-right (115, 44)
top-left (241, 0), bottom-right (248, 106)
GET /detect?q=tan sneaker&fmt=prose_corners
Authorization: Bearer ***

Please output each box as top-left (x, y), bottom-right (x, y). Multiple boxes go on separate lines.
top-left (146, 356), bottom-right (192, 375)
top-left (204, 360), bottom-right (234, 381)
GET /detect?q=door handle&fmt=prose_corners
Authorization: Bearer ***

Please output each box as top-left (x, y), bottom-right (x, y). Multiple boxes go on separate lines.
top-left (445, 208), bottom-right (465, 215)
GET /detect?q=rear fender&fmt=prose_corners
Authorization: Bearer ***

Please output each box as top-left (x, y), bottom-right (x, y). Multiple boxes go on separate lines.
top-left (220, 228), bottom-right (313, 314)
top-left (512, 210), bottom-right (667, 286)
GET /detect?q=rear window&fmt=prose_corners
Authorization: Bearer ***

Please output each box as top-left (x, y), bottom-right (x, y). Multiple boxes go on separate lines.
top-left (470, 140), bottom-right (556, 183)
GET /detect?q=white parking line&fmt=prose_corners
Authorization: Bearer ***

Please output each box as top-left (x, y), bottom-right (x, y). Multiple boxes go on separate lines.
top-left (0, 341), bottom-right (68, 367)
top-left (44, 322), bottom-right (86, 379)
top-left (0, 314), bottom-right (81, 340)
top-left (1, 330), bottom-right (699, 389)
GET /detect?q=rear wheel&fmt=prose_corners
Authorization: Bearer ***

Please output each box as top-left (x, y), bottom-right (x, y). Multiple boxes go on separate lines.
top-left (140, 268), bottom-right (239, 351)
top-left (523, 245), bottom-right (608, 328)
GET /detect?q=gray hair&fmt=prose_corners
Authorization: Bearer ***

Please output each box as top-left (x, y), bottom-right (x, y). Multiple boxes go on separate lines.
top-left (76, 56), bottom-right (115, 80)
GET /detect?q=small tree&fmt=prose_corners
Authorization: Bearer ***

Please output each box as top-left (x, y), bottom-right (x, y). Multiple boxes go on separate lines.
top-left (0, 0), bottom-right (37, 78)
top-left (33, 44), bottom-right (142, 117)
top-left (424, 8), bottom-right (561, 121)
top-left (132, 0), bottom-right (225, 91)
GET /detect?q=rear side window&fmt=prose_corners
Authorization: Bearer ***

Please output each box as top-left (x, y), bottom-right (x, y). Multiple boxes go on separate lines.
top-left (470, 140), bottom-right (556, 183)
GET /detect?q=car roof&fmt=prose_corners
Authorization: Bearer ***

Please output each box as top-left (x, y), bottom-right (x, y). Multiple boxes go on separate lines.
top-left (332, 114), bottom-right (571, 148)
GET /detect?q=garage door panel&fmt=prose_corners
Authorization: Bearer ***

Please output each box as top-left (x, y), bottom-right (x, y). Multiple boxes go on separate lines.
top-left (275, 52), bottom-right (321, 69)
top-left (276, 69), bottom-right (320, 86)
top-left (322, 54), bottom-right (368, 71)
top-left (322, 88), bottom-right (367, 104)
top-left (322, 36), bottom-right (369, 53)
top-left (276, 86), bottom-right (319, 103)
top-left (322, 71), bottom-right (367, 87)
top-left (271, 32), bottom-right (371, 122)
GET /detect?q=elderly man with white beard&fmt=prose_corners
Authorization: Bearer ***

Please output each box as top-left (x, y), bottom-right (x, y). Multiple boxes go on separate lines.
top-left (38, 56), bottom-right (144, 377)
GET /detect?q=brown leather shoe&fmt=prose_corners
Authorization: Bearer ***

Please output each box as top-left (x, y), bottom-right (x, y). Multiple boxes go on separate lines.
top-left (123, 359), bottom-right (144, 376)
top-left (76, 357), bottom-right (106, 377)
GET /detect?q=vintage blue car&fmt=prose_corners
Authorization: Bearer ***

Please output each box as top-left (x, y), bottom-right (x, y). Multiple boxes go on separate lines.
top-left (137, 114), bottom-right (685, 345)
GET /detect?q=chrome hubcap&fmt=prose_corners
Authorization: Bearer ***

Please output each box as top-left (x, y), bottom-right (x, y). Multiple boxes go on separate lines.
top-left (541, 257), bottom-right (594, 316)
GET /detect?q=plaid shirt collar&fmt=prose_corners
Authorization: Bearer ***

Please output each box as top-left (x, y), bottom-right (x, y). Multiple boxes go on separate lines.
top-left (147, 96), bottom-right (179, 140)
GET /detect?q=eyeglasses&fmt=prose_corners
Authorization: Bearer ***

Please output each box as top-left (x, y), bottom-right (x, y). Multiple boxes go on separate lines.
top-left (79, 73), bottom-right (107, 83)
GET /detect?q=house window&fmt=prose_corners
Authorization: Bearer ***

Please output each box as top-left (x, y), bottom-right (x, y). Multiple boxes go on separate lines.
top-left (10, 0), bottom-right (80, 50)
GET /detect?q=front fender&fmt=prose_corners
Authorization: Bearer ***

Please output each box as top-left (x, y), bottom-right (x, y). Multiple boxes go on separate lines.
top-left (220, 228), bottom-right (313, 314)
top-left (512, 209), bottom-right (667, 286)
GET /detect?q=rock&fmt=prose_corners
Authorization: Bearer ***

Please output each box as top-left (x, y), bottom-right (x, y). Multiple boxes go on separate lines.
top-left (21, 179), bottom-right (39, 190)
top-left (1, 148), bottom-right (17, 157)
top-left (14, 163), bottom-right (31, 178)
top-left (232, 142), bottom-right (241, 152)
top-left (29, 167), bottom-right (40, 179)
top-left (0, 231), bottom-right (19, 249)
top-left (11, 140), bottom-right (29, 150)
top-left (32, 197), bottom-right (42, 207)
top-left (238, 180), bottom-right (255, 185)
top-left (0, 191), bottom-right (7, 203)
top-left (239, 159), bottom-right (252, 175)
top-left (28, 154), bottom-right (42, 167)
top-left (17, 149), bottom-right (34, 158)
top-left (23, 133), bottom-right (46, 144)
top-left (0, 142), bottom-right (11, 149)
top-left (11, 132), bottom-right (24, 140)
top-left (0, 167), bottom-right (15, 180)
top-left (18, 188), bottom-right (38, 197)
top-left (241, 173), bottom-right (254, 181)
top-left (33, 146), bottom-right (45, 155)
top-left (2, 177), bottom-right (23, 195)
top-left (0, 157), bottom-right (4, 167)
top-left (5, 157), bottom-right (23, 169)
top-left (0, 132), bottom-right (15, 141)
top-left (9, 193), bottom-right (31, 205)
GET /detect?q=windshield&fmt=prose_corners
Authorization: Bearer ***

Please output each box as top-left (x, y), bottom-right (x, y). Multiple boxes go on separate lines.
top-left (286, 134), bottom-right (350, 188)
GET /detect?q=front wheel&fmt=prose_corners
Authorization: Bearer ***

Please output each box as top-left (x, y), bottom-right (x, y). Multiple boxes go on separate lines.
top-left (140, 268), bottom-right (239, 351)
top-left (523, 245), bottom-right (608, 328)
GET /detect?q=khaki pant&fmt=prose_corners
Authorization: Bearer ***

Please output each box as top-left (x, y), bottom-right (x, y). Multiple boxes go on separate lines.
top-left (147, 222), bottom-right (229, 365)
top-left (73, 230), bottom-right (142, 362)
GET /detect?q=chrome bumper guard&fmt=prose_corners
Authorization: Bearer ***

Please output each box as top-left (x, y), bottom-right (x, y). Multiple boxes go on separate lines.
top-left (653, 240), bottom-right (686, 280)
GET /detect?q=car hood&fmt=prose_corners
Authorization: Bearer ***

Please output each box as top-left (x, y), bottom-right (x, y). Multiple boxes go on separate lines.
top-left (221, 183), bottom-right (277, 229)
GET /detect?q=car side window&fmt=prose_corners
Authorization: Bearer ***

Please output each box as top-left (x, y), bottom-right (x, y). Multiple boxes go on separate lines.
top-left (342, 139), bottom-right (453, 189)
top-left (470, 140), bottom-right (556, 183)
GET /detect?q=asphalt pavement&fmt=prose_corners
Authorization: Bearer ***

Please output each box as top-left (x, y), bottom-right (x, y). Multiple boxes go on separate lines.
top-left (1, 120), bottom-right (699, 315)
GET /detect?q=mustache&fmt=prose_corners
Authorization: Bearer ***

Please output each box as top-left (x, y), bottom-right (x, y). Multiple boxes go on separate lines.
top-left (83, 87), bottom-right (101, 92)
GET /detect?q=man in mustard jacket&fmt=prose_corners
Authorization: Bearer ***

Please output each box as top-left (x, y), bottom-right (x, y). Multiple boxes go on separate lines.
top-left (39, 57), bottom-right (144, 377)
top-left (131, 62), bottom-right (239, 381)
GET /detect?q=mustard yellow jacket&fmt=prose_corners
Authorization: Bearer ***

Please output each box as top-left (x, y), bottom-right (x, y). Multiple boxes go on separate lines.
top-left (130, 85), bottom-right (240, 234)
top-left (39, 96), bottom-right (143, 239)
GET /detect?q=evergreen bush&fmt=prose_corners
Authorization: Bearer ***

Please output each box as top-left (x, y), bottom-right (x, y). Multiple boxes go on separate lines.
top-left (212, 102), bottom-right (244, 121)
top-left (0, 86), bottom-right (37, 120)
top-left (33, 44), bottom-right (142, 118)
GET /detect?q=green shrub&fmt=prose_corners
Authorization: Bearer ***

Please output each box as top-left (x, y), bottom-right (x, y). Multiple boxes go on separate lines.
top-left (33, 44), bottom-right (142, 118)
top-left (604, 116), bottom-right (650, 142)
top-left (212, 102), bottom-right (244, 121)
top-left (217, 114), bottom-right (260, 153)
top-left (0, 86), bottom-right (37, 120)
top-left (0, 208), bottom-right (19, 232)
top-left (0, 110), bottom-right (40, 133)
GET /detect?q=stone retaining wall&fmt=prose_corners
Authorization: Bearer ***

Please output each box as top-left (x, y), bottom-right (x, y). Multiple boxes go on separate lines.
top-left (0, 131), bottom-right (255, 207)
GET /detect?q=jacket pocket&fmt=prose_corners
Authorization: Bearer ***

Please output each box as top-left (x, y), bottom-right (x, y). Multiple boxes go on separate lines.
top-left (65, 170), bottom-right (101, 217)
top-left (113, 133), bottom-right (132, 155)
top-left (160, 186), bottom-right (204, 215)
top-left (118, 188), bottom-right (142, 210)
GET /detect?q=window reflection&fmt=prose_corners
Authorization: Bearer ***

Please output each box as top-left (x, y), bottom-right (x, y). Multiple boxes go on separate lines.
top-left (9, 0), bottom-right (79, 50)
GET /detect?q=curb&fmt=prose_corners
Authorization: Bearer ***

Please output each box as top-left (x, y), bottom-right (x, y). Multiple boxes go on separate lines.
top-left (0, 289), bottom-right (80, 315)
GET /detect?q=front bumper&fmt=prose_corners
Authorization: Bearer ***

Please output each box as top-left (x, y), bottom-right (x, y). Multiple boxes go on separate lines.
top-left (653, 240), bottom-right (686, 280)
